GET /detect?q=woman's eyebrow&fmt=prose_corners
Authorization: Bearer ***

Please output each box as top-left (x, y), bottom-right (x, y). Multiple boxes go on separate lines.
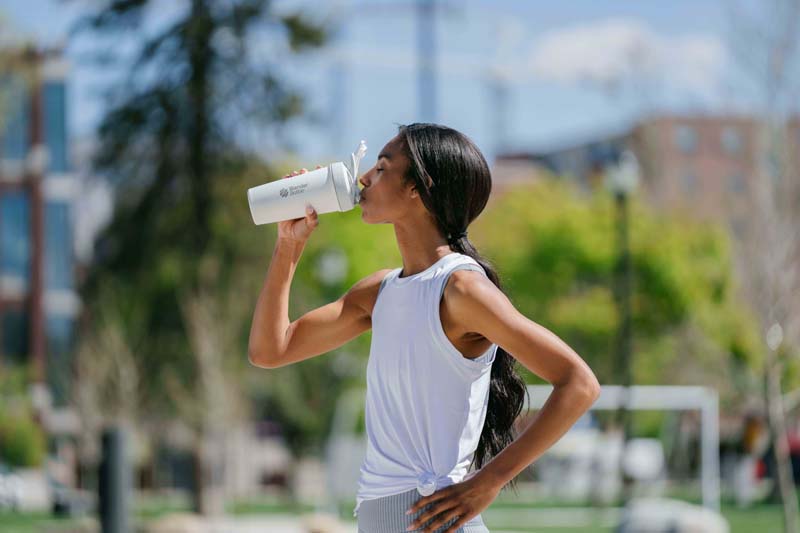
top-left (378, 152), bottom-right (392, 161)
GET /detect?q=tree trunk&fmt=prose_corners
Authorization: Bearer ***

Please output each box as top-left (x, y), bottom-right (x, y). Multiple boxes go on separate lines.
top-left (766, 350), bottom-right (799, 533)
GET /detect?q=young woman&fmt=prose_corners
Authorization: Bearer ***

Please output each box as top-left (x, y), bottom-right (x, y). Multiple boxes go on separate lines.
top-left (248, 123), bottom-right (601, 533)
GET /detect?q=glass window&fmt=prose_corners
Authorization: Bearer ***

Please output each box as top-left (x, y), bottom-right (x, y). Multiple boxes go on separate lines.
top-left (675, 125), bottom-right (698, 154)
top-left (729, 217), bottom-right (746, 240)
top-left (1, 191), bottom-right (31, 286)
top-left (681, 170), bottom-right (697, 193)
top-left (0, 75), bottom-right (30, 160)
top-left (46, 315), bottom-right (74, 407)
top-left (2, 309), bottom-right (29, 363)
top-left (43, 81), bottom-right (67, 173)
top-left (728, 172), bottom-right (747, 193)
top-left (45, 202), bottom-right (73, 290)
top-left (721, 127), bottom-right (742, 155)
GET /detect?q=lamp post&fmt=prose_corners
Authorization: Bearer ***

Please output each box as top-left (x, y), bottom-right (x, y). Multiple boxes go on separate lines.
top-left (605, 149), bottom-right (639, 505)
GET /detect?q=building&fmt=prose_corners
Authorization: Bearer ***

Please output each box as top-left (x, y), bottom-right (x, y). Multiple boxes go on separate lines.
top-left (0, 46), bottom-right (79, 408)
top-left (493, 113), bottom-right (800, 237)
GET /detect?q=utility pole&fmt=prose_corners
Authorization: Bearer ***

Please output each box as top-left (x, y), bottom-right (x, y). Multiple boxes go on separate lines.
top-left (416, 0), bottom-right (437, 122)
top-left (607, 151), bottom-right (639, 506)
top-left (24, 46), bottom-right (46, 387)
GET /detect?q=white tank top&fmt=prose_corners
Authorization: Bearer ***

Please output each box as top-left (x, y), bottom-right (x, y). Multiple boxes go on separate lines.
top-left (353, 252), bottom-right (498, 516)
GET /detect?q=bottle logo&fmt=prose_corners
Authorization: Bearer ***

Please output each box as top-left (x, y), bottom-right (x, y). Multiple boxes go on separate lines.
top-left (281, 184), bottom-right (308, 197)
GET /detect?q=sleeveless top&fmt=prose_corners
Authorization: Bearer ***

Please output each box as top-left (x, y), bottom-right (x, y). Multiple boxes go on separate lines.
top-left (353, 252), bottom-right (498, 517)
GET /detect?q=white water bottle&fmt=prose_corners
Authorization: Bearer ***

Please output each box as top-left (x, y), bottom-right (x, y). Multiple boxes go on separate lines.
top-left (247, 141), bottom-right (367, 225)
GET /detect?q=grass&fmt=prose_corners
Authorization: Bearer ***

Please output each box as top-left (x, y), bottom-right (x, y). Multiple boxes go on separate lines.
top-left (0, 511), bottom-right (91, 533)
top-left (0, 500), bottom-right (788, 533)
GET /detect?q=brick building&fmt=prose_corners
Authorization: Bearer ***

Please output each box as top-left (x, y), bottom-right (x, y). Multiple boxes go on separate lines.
top-left (0, 46), bottom-right (79, 408)
top-left (493, 113), bottom-right (800, 237)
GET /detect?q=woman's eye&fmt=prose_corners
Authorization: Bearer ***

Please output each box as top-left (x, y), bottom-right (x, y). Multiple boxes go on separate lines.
top-left (376, 168), bottom-right (384, 173)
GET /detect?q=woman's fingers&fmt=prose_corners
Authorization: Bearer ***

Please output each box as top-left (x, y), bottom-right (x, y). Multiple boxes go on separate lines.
top-left (283, 167), bottom-right (315, 179)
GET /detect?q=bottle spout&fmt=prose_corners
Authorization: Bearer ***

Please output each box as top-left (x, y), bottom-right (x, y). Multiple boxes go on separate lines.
top-left (347, 140), bottom-right (367, 203)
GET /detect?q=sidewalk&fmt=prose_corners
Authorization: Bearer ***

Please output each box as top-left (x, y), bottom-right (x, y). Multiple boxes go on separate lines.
top-left (146, 513), bottom-right (358, 533)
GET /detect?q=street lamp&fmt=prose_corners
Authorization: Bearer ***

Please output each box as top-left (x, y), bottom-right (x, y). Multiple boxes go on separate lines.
top-left (606, 150), bottom-right (640, 197)
top-left (605, 149), bottom-right (639, 505)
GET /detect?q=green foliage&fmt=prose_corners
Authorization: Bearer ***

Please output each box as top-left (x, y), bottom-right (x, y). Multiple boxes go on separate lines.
top-left (76, 0), bottom-right (328, 441)
top-left (0, 364), bottom-right (33, 398)
top-left (470, 181), bottom-right (761, 399)
top-left (0, 411), bottom-right (45, 467)
top-left (0, 366), bottom-right (45, 468)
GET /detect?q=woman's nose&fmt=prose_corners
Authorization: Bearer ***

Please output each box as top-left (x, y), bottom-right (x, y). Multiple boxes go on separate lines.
top-left (359, 174), bottom-right (369, 188)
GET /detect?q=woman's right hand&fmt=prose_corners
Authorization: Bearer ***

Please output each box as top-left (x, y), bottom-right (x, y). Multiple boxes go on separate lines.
top-left (276, 168), bottom-right (320, 244)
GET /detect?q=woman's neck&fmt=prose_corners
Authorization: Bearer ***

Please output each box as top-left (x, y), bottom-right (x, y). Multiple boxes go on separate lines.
top-left (393, 220), bottom-right (453, 277)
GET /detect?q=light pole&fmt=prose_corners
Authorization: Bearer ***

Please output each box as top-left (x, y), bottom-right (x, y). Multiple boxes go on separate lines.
top-left (605, 149), bottom-right (639, 504)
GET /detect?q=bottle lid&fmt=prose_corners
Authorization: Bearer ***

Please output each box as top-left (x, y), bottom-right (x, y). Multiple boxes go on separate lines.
top-left (346, 140), bottom-right (367, 203)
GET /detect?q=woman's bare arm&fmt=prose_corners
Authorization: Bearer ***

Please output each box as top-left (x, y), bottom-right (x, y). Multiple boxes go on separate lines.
top-left (444, 270), bottom-right (601, 486)
top-left (247, 235), bottom-right (389, 368)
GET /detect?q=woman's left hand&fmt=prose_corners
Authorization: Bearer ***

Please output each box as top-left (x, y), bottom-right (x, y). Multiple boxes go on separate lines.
top-left (405, 472), bottom-right (502, 532)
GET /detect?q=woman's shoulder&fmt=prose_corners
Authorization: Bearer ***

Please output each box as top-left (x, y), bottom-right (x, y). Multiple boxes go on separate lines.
top-left (441, 267), bottom-right (503, 322)
top-left (439, 267), bottom-right (499, 349)
top-left (345, 268), bottom-right (396, 317)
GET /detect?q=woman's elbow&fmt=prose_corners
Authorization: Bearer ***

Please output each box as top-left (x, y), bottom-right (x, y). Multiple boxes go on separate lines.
top-left (576, 369), bottom-right (601, 405)
top-left (248, 346), bottom-right (281, 369)
top-left (560, 364), bottom-right (600, 406)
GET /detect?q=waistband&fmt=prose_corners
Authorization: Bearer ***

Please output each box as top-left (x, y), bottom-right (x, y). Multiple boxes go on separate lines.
top-left (354, 472), bottom-right (453, 517)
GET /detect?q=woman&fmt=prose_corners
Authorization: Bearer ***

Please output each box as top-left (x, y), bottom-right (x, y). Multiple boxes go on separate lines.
top-left (248, 123), bottom-right (600, 533)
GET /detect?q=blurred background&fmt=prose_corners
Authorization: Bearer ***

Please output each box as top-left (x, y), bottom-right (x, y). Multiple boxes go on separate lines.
top-left (0, 0), bottom-right (798, 532)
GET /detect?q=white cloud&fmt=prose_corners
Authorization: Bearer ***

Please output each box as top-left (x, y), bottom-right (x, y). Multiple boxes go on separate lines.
top-left (529, 18), bottom-right (727, 98)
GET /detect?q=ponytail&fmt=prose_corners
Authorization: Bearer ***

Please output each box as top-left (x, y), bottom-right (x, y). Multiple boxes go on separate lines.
top-left (398, 123), bottom-right (528, 488)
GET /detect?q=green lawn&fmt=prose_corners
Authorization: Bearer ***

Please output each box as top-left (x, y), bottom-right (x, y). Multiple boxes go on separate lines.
top-left (0, 511), bottom-right (92, 533)
top-left (0, 502), bottom-right (787, 533)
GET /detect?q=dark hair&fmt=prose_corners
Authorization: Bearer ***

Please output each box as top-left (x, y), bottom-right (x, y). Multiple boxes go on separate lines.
top-left (396, 123), bottom-right (528, 487)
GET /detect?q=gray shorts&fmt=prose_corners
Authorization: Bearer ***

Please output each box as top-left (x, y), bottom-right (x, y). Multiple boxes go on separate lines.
top-left (356, 488), bottom-right (490, 533)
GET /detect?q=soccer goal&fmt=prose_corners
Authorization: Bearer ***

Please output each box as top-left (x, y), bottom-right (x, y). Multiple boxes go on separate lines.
top-left (525, 385), bottom-right (720, 511)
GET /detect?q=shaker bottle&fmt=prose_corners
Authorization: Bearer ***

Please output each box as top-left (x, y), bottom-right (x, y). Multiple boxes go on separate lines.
top-left (247, 141), bottom-right (367, 225)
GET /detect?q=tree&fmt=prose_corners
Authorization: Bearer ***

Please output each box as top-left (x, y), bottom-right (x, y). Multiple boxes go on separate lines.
top-left (74, 0), bottom-right (326, 514)
top-left (178, 272), bottom-right (250, 516)
top-left (472, 181), bottom-right (761, 401)
top-left (726, 1), bottom-right (800, 529)
top-left (72, 282), bottom-right (141, 480)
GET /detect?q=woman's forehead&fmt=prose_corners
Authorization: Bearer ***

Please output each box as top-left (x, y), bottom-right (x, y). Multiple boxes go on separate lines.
top-left (379, 136), bottom-right (403, 160)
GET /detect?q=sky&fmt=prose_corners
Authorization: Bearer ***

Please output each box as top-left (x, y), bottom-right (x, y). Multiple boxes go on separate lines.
top-left (1, 0), bottom-right (753, 166)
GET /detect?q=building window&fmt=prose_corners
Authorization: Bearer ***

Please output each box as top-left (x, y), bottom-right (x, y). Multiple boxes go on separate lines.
top-left (0, 76), bottom-right (30, 161)
top-left (43, 81), bottom-right (68, 173)
top-left (721, 127), bottom-right (742, 155)
top-left (45, 202), bottom-right (73, 291)
top-left (675, 125), bottom-right (698, 154)
top-left (1, 191), bottom-right (31, 287)
top-left (46, 315), bottom-right (74, 406)
top-left (729, 216), bottom-right (746, 240)
top-left (728, 172), bottom-right (747, 194)
top-left (1, 309), bottom-right (29, 363)
top-left (681, 170), bottom-right (697, 194)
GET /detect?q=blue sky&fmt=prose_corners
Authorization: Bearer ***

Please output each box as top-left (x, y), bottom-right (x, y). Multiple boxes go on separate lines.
top-left (2, 0), bottom-right (743, 165)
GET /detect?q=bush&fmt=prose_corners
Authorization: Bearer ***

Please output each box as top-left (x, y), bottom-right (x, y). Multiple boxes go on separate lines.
top-left (0, 411), bottom-right (46, 467)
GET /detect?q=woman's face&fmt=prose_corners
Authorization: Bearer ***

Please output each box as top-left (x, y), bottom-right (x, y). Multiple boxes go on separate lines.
top-left (358, 135), bottom-right (418, 224)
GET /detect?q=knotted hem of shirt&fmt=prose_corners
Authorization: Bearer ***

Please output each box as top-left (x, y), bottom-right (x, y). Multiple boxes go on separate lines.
top-left (416, 472), bottom-right (441, 496)
top-left (417, 472), bottom-right (450, 496)
top-left (351, 473), bottom-right (449, 517)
